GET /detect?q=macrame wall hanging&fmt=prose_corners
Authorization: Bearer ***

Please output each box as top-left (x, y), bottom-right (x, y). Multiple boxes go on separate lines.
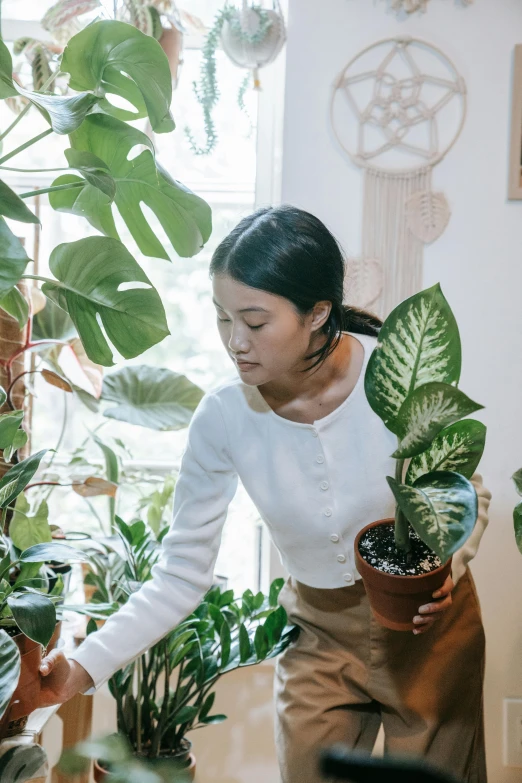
top-left (330, 36), bottom-right (466, 318)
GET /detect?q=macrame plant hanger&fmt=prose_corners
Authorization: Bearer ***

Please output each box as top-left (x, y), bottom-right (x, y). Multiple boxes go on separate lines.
top-left (330, 36), bottom-right (467, 319)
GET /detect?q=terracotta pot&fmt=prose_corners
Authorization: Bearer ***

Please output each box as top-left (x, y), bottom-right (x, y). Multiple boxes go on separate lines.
top-left (94, 739), bottom-right (196, 781)
top-left (159, 24), bottom-right (184, 87)
top-left (0, 633), bottom-right (42, 738)
top-left (354, 518), bottom-right (452, 632)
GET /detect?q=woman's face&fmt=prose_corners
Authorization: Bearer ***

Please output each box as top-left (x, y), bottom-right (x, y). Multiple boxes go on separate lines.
top-left (212, 273), bottom-right (330, 386)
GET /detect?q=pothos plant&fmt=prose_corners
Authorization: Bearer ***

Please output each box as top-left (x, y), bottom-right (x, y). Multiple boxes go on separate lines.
top-left (364, 283), bottom-right (487, 564)
top-left (187, 2), bottom-right (273, 155)
top-left (67, 515), bottom-right (298, 761)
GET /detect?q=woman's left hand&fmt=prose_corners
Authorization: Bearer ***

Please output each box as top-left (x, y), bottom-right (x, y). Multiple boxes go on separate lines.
top-left (412, 574), bottom-right (454, 635)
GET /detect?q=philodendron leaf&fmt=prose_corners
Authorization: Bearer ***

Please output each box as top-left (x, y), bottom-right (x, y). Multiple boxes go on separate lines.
top-left (0, 745), bottom-right (47, 782)
top-left (61, 20), bottom-right (174, 132)
top-left (406, 419), bottom-right (486, 485)
top-left (7, 592), bottom-right (56, 647)
top-left (0, 285), bottom-right (29, 329)
top-left (0, 630), bottom-right (20, 720)
top-left (50, 114), bottom-right (212, 259)
top-left (392, 382), bottom-right (483, 459)
top-left (0, 40), bottom-right (18, 98)
top-left (0, 411), bottom-right (24, 449)
top-left (0, 180), bottom-right (40, 224)
top-left (0, 217), bottom-right (31, 299)
top-left (20, 542), bottom-right (87, 563)
top-left (512, 468), bottom-right (522, 496)
top-left (387, 471), bottom-right (478, 563)
top-left (365, 283), bottom-right (461, 433)
top-left (0, 450), bottom-right (47, 509)
top-left (10, 497), bottom-right (52, 552)
top-left (15, 84), bottom-right (100, 135)
top-left (101, 365), bottom-right (205, 430)
top-left (40, 236), bottom-right (169, 366)
top-left (514, 503), bottom-right (522, 555)
top-left (64, 149), bottom-right (116, 199)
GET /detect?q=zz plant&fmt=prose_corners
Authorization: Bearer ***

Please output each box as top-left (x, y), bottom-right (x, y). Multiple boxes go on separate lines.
top-left (69, 515), bottom-right (298, 760)
top-left (365, 283), bottom-right (487, 564)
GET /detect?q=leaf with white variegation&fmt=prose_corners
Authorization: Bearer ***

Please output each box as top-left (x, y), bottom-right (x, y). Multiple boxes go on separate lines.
top-left (514, 503), bottom-right (522, 555)
top-left (41, 236), bottom-right (169, 366)
top-left (365, 283), bottom-right (461, 433)
top-left (392, 382), bottom-right (483, 459)
top-left (0, 451), bottom-right (47, 509)
top-left (101, 365), bottom-right (204, 430)
top-left (0, 744), bottom-right (47, 782)
top-left (406, 419), bottom-right (486, 485)
top-left (387, 471), bottom-right (478, 562)
top-left (0, 630), bottom-right (20, 721)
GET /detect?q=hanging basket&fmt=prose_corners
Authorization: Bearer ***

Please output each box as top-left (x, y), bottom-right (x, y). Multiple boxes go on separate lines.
top-left (220, 2), bottom-right (286, 84)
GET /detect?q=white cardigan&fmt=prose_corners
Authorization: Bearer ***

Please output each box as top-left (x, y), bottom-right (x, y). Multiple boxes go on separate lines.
top-left (70, 331), bottom-right (492, 690)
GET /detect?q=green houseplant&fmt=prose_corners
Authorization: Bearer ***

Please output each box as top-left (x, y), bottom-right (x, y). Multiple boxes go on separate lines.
top-left (67, 515), bottom-right (298, 780)
top-left (354, 283), bottom-right (487, 630)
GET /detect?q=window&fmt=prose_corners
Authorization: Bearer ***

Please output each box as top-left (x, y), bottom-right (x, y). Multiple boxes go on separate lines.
top-left (1, 1), bottom-right (287, 597)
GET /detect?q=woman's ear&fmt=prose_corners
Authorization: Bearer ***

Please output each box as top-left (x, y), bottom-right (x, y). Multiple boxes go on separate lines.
top-left (310, 301), bottom-right (332, 332)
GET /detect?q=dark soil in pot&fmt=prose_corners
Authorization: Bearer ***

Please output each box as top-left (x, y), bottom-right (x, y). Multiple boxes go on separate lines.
top-left (354, 518), bottom-right (452, 632)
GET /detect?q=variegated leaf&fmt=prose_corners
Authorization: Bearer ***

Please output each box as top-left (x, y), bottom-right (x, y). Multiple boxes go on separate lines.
top-left (365, 283), bottom-right (461, 433)
top-left (514, 502), bottom-right (522, 555)
top-left (387, 471), bottom-right (478, 562)
top-left (406, 419), bottom-right (486, 485)
top-left (512, 468), bottom-right (522, 497)
top-left (392, 382), bottom-right (483, 459)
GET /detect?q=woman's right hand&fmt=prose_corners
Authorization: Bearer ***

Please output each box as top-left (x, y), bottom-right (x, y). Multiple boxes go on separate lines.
top-left (38, 650), bottom-right (95, 707)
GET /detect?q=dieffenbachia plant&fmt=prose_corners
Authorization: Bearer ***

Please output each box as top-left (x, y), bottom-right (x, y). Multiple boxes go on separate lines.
top-left (512, 469), bottom-right (522, 555)
top-left (364, 283), bottom-right (487, 563)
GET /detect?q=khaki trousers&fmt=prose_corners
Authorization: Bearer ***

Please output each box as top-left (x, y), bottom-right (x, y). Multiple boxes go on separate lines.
top-left (274, 568), bottom-right (486, 783)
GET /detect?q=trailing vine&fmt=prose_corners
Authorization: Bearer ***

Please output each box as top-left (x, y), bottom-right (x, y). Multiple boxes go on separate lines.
top-left (185, 2), bottom-right (273, 156)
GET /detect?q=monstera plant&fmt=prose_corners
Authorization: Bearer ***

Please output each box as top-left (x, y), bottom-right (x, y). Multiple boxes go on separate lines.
top-left (354, 283), bottom-right (487, 630)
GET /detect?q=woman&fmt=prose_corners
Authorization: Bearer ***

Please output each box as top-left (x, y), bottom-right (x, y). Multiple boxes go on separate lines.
top-left (39, 205), bottom-right (491, 783)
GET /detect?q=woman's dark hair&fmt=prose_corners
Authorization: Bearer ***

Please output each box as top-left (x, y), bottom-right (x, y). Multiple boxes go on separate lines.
top-left (209, 204), bottom-right (382, 373)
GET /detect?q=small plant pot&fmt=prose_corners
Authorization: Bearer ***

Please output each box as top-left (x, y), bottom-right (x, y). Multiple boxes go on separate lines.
top-left (354, 518), bottom-right (452, 632)
top-left (94, 739), bottom-right (196, 781)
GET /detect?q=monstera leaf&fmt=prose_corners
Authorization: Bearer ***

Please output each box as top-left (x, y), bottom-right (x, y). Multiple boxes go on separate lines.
top-left (60, 20), bottom-right (174, 133)
top-left (49, 114), bottom-right (212, 260)
top-left (0, 630), bottom-right (20, 721)
top-left (15, 84), bottom-right (99, 135)
top-left (392, 383), bottom-right (483, 459)
top-left (101, 365), bottom-right (205, 430)
top-left (0, 218), bottom-right (31, 299)
top-left (40, 236), bottom-right (169, 366)
top-left (406, 419), bottom-right (486, 485)
top-left (387, 471), bottom-right (478, 563)
top-left (365, 284), bottom-right (461, 433)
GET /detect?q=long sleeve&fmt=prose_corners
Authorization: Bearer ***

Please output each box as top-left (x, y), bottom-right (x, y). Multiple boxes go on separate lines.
top-left (68, 391), bottom-right (239, 691)
top-left (451, 472), bottom-right (492, 586)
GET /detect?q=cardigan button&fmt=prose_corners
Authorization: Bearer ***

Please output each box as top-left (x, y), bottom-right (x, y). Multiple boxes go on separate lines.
top-left (320, 481), bottom-right (329, 491)
top-left (343, 573), bottom-right (353, 582)
top-left (330, 534), bottom-right (339, 543)
top-left (324, 507), bottom-right (332, 517)
top-left (316, 455), bottom-right (324, 463)
top-left (311, 429), bottom-right (318, 437)
top-left (337, 554), bottom-right (346, 563)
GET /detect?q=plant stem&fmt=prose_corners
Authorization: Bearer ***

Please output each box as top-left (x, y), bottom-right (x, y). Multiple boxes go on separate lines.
top-left (0, 128), bottom-right (53, 166)
top-left (19, 181), bottom-right (84, 199)
top-left (0, 165), bottom-right (70, 173)
top-left (393, 458), bottom-right (411, 558)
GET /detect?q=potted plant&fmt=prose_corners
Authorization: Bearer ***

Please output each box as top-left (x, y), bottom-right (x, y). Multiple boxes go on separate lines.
top-left (354, 283), bottom-right (487, 630)
top-left (67, 515), bottom-right (298, 780)
top-left (512, 468), bottom-right (522, 555)
top-left (187, 0), bottom-right (286, 155)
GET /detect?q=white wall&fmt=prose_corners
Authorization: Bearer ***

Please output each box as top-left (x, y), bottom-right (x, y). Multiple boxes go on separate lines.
top-left (280, 1), bottom-right (522, 781)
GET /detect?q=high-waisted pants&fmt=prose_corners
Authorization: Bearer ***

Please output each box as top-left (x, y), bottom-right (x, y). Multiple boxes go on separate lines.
top-left (274, 568), bottom-right (486, 783)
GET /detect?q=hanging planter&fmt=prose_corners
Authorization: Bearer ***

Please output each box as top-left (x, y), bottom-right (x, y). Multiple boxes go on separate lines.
top-left (187, 0), bottom-right (286, 155)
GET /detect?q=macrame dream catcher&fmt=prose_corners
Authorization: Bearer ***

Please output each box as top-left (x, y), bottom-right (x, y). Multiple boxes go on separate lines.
top-left (331, 37), bottom-right (467, 318)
